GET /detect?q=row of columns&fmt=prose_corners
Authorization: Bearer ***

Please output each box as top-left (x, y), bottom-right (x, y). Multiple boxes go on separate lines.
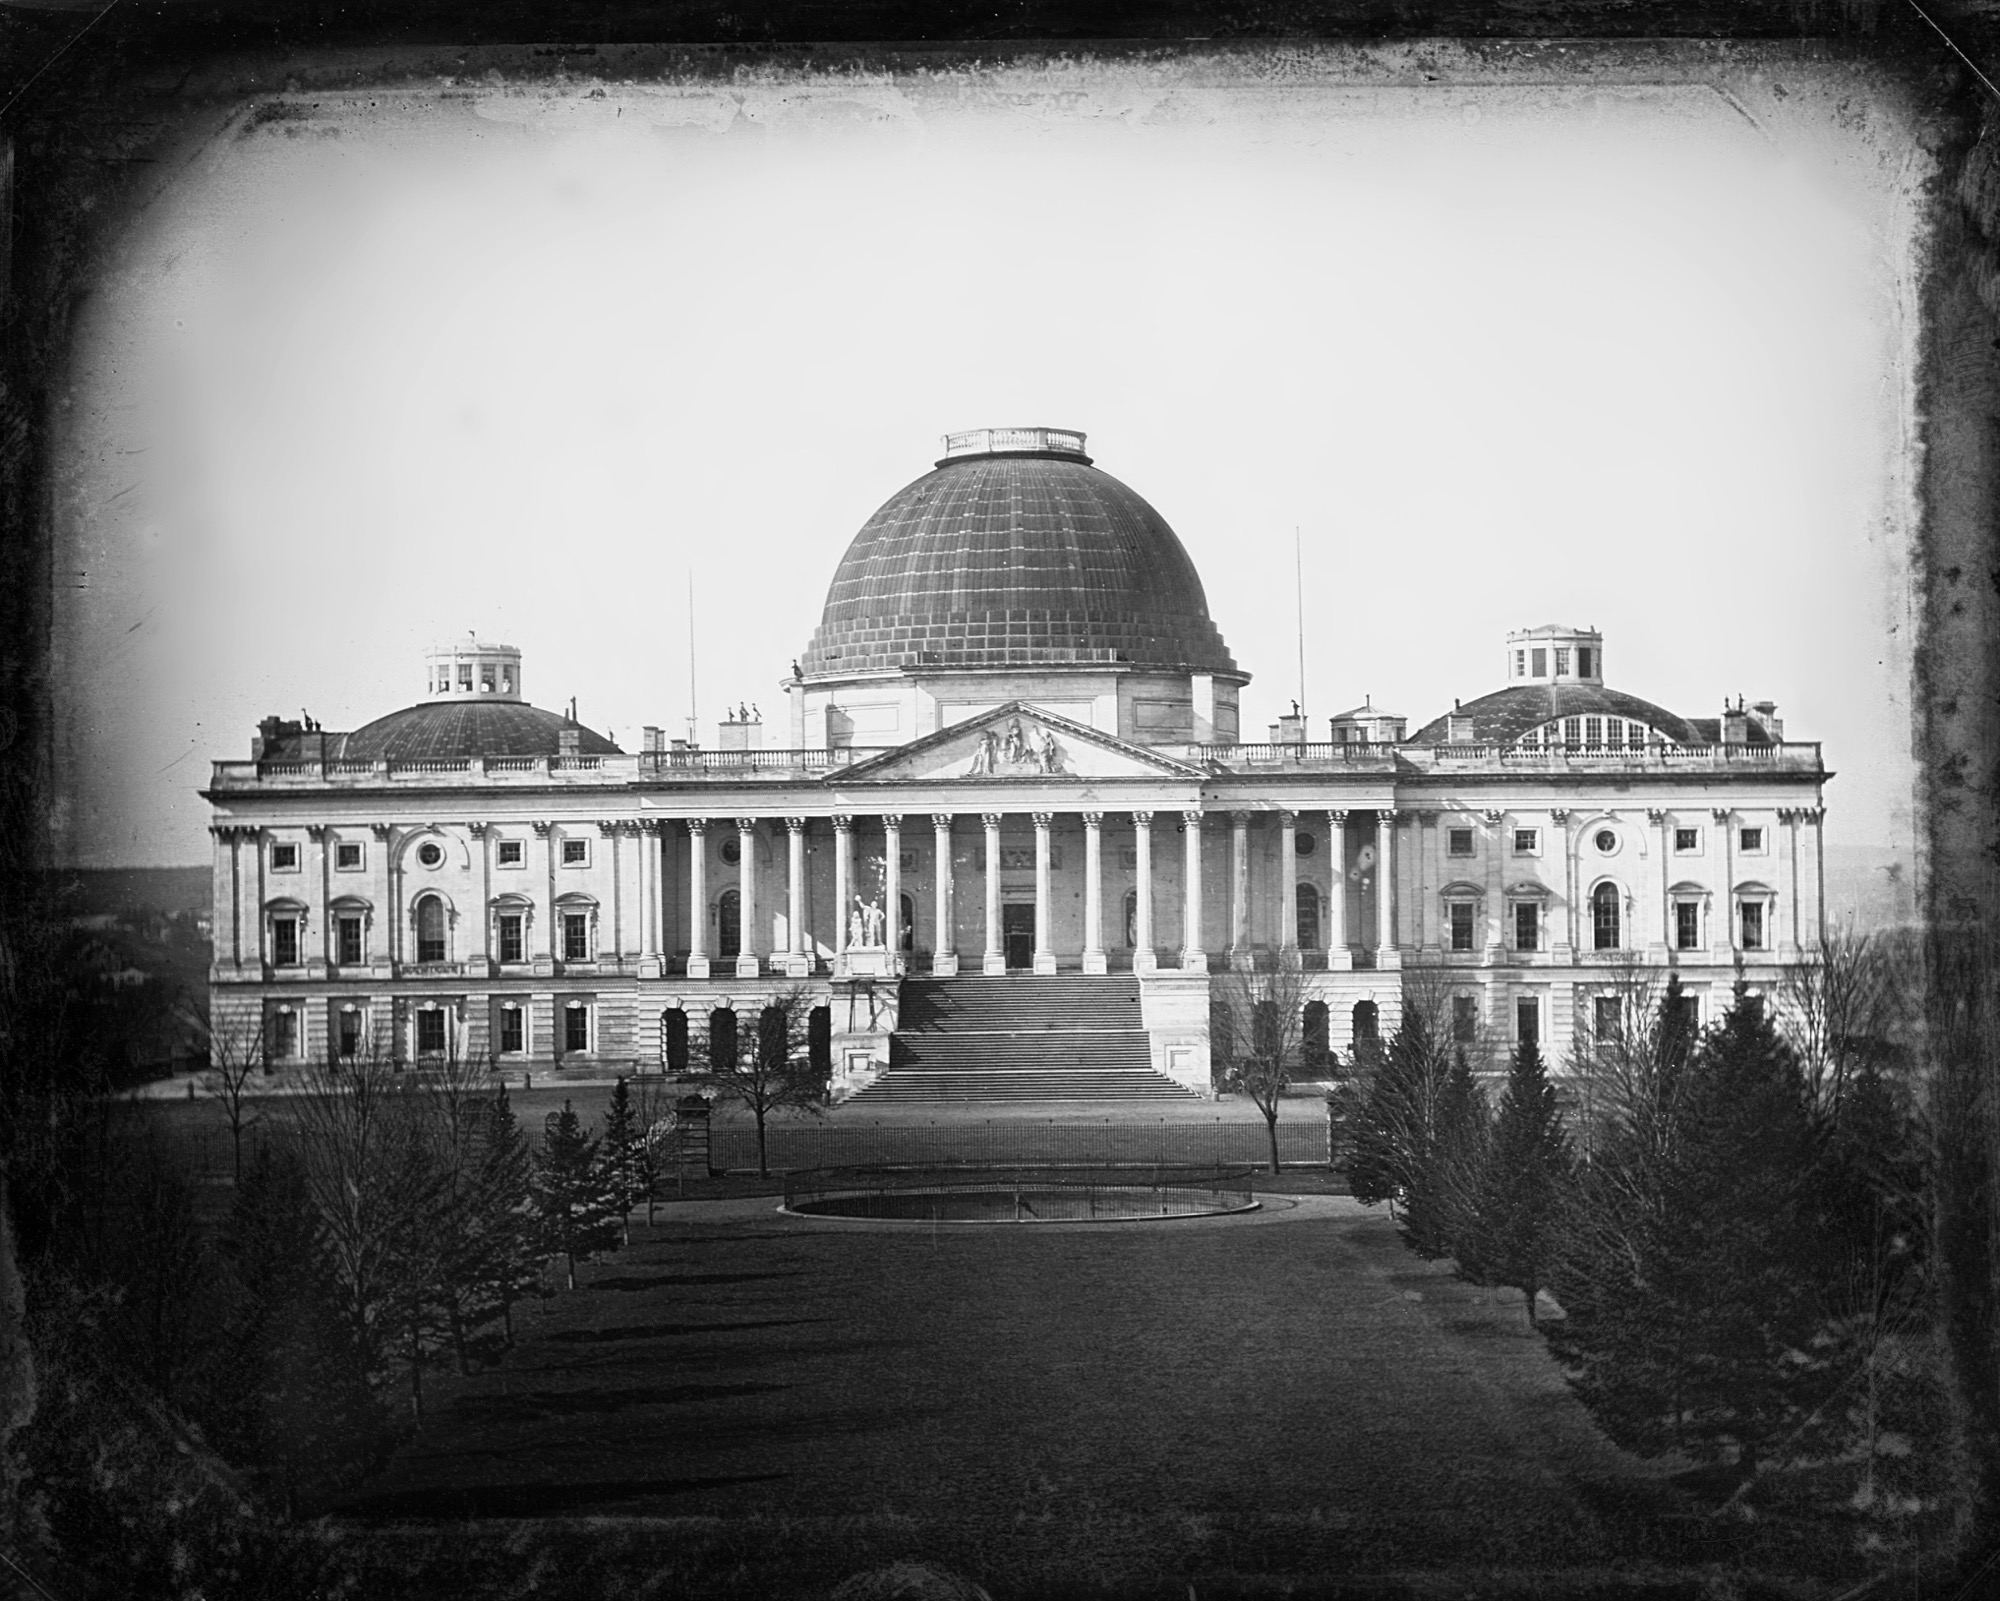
top-left (682, 808), bottom-right (1397, 979)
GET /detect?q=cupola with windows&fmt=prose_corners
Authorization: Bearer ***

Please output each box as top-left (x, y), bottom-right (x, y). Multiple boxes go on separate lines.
top-left (1410, 623), bottom-right (1702, 747)
top-left (426, 638), bottom-right (524, 702)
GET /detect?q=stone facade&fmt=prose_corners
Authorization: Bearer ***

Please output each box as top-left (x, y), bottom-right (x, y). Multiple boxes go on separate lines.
top-left (202, 431), bottom-right (1827, 1092)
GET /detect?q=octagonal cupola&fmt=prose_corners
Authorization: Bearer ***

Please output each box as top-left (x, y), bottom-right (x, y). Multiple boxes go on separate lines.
top-left (425, 638), bottom-right (524, 702)
top-left (1505, 624), bottom-right (1603, 687)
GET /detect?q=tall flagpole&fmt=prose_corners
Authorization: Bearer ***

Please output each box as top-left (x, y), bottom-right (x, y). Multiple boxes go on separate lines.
top-left (1295, 525), bottom-right (1306, 718)
top-left (687, 570), bottom-right (699, 747)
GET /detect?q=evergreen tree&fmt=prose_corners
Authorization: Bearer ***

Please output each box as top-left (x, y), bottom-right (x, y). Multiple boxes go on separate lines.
top-left (1347, 1006), bottom-right (1450, 1212)
top-left (216, 1144), bottom-right (386, 1513)
top-left (474, 1081), bottom-right (543, 1346)
top-left (532, 1101), bottom-right (621, 1292)
top-left (1469, 1038), bottom-right (1573, 1323)
top-left (1547, 984), bottom-right (1835, 1475)
top-left (1402, 1047), bottom-right (1488, 1262)
top-left (600, 1077), bottom-right (643, 1247)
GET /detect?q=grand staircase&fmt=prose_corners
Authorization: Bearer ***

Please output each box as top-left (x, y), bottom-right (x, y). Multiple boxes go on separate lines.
top-left (848, 976), bottom-right (1197, 1103)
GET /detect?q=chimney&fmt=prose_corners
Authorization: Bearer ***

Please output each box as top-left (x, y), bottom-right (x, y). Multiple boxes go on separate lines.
top-left (1749, 700), bottom-right (1783, 741)
top-left (1270, 710), bottom-right (1306, 745)
top-left (1446, 715), bottom-right (1475, 744)
top-left (1721, 702), bottom-right (1750, 746)
top-left (558, 727), bottom-right (581, 757)
top-left (643, 725), bottom-right (663, 753)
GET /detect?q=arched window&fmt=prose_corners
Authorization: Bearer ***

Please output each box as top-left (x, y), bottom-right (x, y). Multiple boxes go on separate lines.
top-left (1302, 1000), bottom-right (1330, 1073)
top-left (1352, 1000), bottom-right (1379, 1045)
top-left (759, 1004), bottom-right (788, 1072)
top-left (899, 893), bottom-right (915, 953)
top-left (663, 1009), bottom-right (689, 1073)
top-left (1123, 889), bottom-right (1139, 949)
top-left (717, 889), bottom-right (741, 959)
top-left (708, 1007), bottom-right (737, 1070)
top-left (1253, 999), bottom-right (1280, 1060)
top-left (1592, 883), bottom-right (1621, 951)
top-left (809, 1005), bottom-right (832, 1076)
top-left (414, 894), bottom-right (446, 963)
top-left (1296, 884), bottom-right (1321, 950)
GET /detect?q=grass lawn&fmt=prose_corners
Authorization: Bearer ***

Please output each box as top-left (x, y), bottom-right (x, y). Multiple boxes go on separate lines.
top-left (334, 1196), bottom-right (1751, 1599)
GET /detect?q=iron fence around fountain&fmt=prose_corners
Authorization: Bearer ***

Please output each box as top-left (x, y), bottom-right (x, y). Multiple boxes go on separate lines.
top-left (780, 1163), bottom-right (1258, 1221)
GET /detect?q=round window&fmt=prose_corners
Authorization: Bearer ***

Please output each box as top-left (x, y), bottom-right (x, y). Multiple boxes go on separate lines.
top-left (721, 838), bottom-right (742, 865)
top-left (417, 841), bottom-right (444, 868)
top-left (1296, 832), bottom-right (1317, 857)
top-left (1594, 829), bottom-right (1617, 854)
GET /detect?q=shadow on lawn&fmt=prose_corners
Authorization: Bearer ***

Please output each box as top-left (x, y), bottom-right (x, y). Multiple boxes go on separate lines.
top-left (587, 1270), bottom-right (804, 1291)
top-left (545, 1316), bottom-right (826, 1343)
top-left (447, 1380), bottom-right (791, 1421)
top-left (339, 1471), bottom-right (786, 1521)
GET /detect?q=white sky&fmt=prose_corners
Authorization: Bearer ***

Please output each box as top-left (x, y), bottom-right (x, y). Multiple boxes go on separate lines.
top-left (50, 57), bottom-right (1922, 866)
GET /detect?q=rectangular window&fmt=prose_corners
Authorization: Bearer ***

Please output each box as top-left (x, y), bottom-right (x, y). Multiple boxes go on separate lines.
top-left (1514, 902), bottom-right (1540, 951)
top-left (1531, 647), bottom-right (1546, 676)
top-left (499, 914), bottom-right (525, 964)
top-left (1562, 717), bottom-right (1582, 746)
top-left (335, 841), bottom-right (363, 870)
top-left (1514, 649), bottom-right (1526, 677)
top-left (1605, 719), bottom-right (1626, 749)
top-left (1450, 902), bottom-right (1476, 952)
top-left (1578, 646), bottom-right (1594, 677)
top-left (1675, 901), bottom-right (1701, 950)
top-left (1741, 901), bottom-right (1765, 950)
top-left (417, 1010), bottom-right (446, 1054)
top-left (1516, 996), bottom-right (1540, 1047)
top-left (1447, 826), bottom-right (1474, 856)
top-left (1555, 647), bottom-right (1571, 675)
top-left (1674, 827), bottom-right (1700, 853)
top-left (270, 842), bottom-right (299, 871)
top-left (499, 1007), bottom-right (524, 1054)
top-left (272, 917), bottom-right (299, 966)
top-left (480, 668), bottom-right (495, 693)
top-left (497, 839), bottom-right (524, 867)
top-left (561, 838), bottom-right (589, 867)
top-left (457, 664), bottom-right (472, 691)
top-left (563, 1006), bottom-right (589, 1053)
top-left (563, 912), bottom-right (589, 961)
top-left (1674, 993), bottom-right (1703, 1033)
top-left (1452, 994), bottom-right (1478, 1043)
top-left (1739, 827), bottom-right (1764, 853)
top-left (269, 1010), bottom-right (297, 1059)
top-left (1583, 716), bottom-right (1603, 748)
top-left (336, 1010), bottom-right (361, 1057)
top-left (1594, 995), bottom-right (1622, 1038)
top-left (1513, 827), bottom-right (1538, 855)
top-left (337, 915), bottom-right (363, 966)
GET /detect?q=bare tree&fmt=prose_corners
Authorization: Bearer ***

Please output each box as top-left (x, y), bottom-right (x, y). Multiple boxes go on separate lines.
top-left (689, 986), bottom-right (828, 1178)
top-left (194, 1006), bottom-right (266, 1185)
top-left (1207, 960), bottom-right (1317, 1173)
top-left (1778, 925), bottom-right (1913, 1118)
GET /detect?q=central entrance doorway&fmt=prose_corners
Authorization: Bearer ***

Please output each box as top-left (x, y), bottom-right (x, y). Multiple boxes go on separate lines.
top-left (1002, 903), bottom-right (1035, 970)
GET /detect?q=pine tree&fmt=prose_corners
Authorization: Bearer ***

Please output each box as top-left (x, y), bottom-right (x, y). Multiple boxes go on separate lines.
top-left (1469, 1038), bottom-right (1573, 1322)
top-left (217, 1144), bottom-right (386, 1512)
top-left (532, 1101), bottom-right (621, 1292)
top-left (473, 1081), bottom-right (543, 1348)
top-left (1347, 1007), bottom-right (1450, 1212)
top-left (1402, 1047), bottom-right (1488, 1261)
top-left (1547, 984), bottom-right (1834, 1475)
top-left (600, 1077), bottom-right (642, 1247)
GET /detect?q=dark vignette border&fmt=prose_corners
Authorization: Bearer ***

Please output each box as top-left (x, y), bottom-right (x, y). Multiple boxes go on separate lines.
top-left (0, 3), bottom-right (1991, 1587)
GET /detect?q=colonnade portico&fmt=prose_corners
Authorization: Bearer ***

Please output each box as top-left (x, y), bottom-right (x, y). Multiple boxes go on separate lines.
top-left (665, 806), bottom-right (1400, 977)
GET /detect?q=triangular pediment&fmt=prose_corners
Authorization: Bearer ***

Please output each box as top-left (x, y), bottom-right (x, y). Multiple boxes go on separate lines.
top-left (834, 703), bottom-right (1205, 783)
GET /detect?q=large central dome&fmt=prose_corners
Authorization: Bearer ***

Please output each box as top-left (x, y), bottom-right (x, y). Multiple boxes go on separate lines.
top-left (800, 428), bottom-right (1240, 678)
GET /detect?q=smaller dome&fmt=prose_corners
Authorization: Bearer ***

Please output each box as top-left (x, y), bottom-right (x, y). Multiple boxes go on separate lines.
top-left (340, 701), bottom-right (621, 763)
top-left (1409, 683), bottom-right (1698, 746)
